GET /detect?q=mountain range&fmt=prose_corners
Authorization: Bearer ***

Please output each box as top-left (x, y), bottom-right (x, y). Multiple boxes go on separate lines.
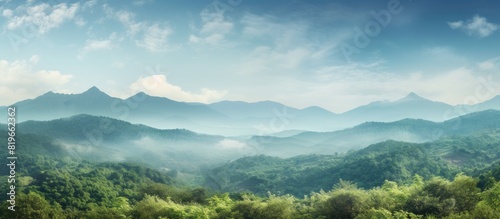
top-left (13, 110), bottom-right (493, 197)
top-left (249, 109), bottom-right (500, 157)
top-left (3, 110), bottom-right (498, 172)
top-left (9, 114), bottom-right (245, 172)
top-left (1, 87), bottom-right (500, 136)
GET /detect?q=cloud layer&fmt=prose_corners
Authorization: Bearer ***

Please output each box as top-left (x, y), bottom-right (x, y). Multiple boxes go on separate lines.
top-left (189, 10), bottom-right (234, 45)
top-left (3, 3), bottom-right (79, 34)
top-left (0, 1), bottom-right (499, 112)
top-left (129, 75), bottom-right (227, 103)
top-left (103, 5), bottom-right (172, 52)
top-left (448, 15), bottom-right (498, 37)
top-left (0, 59), bottom-right (73, 105)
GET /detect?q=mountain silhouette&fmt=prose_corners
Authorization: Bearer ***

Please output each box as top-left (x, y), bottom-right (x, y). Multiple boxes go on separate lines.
top-left (2, 88), bottom-right (500, 136)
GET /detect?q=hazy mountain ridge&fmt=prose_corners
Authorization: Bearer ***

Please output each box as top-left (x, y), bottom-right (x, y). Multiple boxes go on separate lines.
top-left (2, 87), bottom-right (499, 136)
top-left (250, 110), bottom-right (500, 157)
top-left (13, 114), bottom-right (256, 172)
top-left (7, 110), bottom-right (499, 173)
top-left (339, 92), bottom-right (455, 125)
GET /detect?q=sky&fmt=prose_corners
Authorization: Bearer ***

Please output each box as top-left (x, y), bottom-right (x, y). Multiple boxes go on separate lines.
top-left (0, 0), bottom-right (499, 113)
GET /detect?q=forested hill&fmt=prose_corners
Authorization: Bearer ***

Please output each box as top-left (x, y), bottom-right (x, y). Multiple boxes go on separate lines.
top-left (0, 119), bottom-right (500, 217)
top-left (18, 114), bottom-right (221, 143)
top-left (206, 131), bottom-right (500, 197)
top-left (1, 146), bottom-right (500, 218)
top-left (6, 114), bottom-right (256, 172)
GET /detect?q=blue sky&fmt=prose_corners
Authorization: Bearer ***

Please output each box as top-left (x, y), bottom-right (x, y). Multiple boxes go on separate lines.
top-left (1, 0), bottom-right (499, 113)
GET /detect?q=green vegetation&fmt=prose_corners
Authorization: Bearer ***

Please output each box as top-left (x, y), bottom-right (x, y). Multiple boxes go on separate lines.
top-left (0, 133), bottom-right (499, 218)
top-left (0, 114), bottom-right (499, 218)
top-left (2, 163), bottom-right (500, 218)
top-left (0, 154), bottom-right (209, 218)
top-left (206, 132), bottom-right (500, 197)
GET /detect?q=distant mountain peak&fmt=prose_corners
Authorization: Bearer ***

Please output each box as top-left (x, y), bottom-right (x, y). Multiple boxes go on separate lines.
top-left (85, 86), bottom-right (102, 93)
top-left (126, 91), bottom-right (153, 100)
top-left (406, 92), bottom-right (420, 98)
top-left (81, 86), bottom-right (108, 96)
top-left (398, 92), bottom-right (426, 102)
top-left (41, 91), bottom-right (55, 96)
top-left (302, 106), bottom-right (336, 115)
top-left (128, 91), bottom-right (147, 97)
top-left (36, 91), bottom-right (67, 99)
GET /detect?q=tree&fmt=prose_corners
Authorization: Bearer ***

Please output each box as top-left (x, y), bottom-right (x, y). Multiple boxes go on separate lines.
top-left (1, 192), bottom-right (64, 219)
top-left (318, 189), bottom-right (368, 219)
top-left (208, 193), bottom-right (234, 219)
top-left (82, 206), bottom-right (127, 218)
top-left (449, 174), bottom-right (480, 212)
top-left (481, 181), bottom-right (500, 210)
top-left (259, 195), bottom-right (296, 219)
top-left (130, 195), bottom-right (184, 219)
top-left (354, 208), bottom-right (393, 219)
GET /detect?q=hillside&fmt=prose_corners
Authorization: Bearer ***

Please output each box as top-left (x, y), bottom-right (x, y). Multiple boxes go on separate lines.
top-left (4, 110), bottom-right (499, 173)
top-left (0, 113), bottom-right (499, 218)
top-left (10, 115), bottom-right (259, 172)
top-left (206, 132), bottom-right (500, 197)
top-left (0, 133), bottom-right (500, 219)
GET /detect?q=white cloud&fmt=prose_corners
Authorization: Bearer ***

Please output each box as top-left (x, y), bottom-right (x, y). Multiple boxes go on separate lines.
top-left (0, 59), bottom-right (73, 105)
top-left (423, 46), bottom-right (467, 64)
top-left (2, 9), bottom-right (12, 17)
top-left (36, 70), bottom-right (73, 86)
top-left (79, 32), bottom-right (117, 59)
top-left (477, 57), bottom-right (500, 71)
top-left (132, 0), bottom-right (153, 6)
top-left (447, 21), bottom-right (463, 29)
top-left (238, 46), bottom-right (312, 75)
top-left (84, 39), bottom-right (112, 51)
top-left (241, 13), bottom-right (309, 49)
top-left (215, 139), bottom-right (247, 150)
top-left (297, 57), bottom-right (500, 112)
top-left (5, 3), bottom-right (79, 34)
top-left (83, 32), bottom-right (116, 52)
top-left (129, 75), bottom-right (227, 103)
top-left (136, 24), bottom-right (172, 52)
top-left (103, 6), bottom-right (172, 52)
top-left (103, 5), bottom-right (143, 35)
top-left (29, 55), bottom-right (40, 63)
top-left (115, 10), bottom-right (142, 35)
top-left (189, 10), bottom-right (234, 45)
top-left (74, 16), bottom-right (86, 26)
top-left (448, 15), bottom-right (498, 37)
top-left (236, 14), bottom-right (339, 76)
top-left (83, 0), bottom-right (97, 9)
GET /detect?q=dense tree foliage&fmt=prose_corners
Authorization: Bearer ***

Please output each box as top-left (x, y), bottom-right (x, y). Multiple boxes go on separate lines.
top-left (0, 154), bottom-right (212, 218)
top-left (206, 132), bottom-right (500, 196)
top-left (2, 171), bottom-right (500, 218)
top-left (1, 120), bottom-right (499, 218)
